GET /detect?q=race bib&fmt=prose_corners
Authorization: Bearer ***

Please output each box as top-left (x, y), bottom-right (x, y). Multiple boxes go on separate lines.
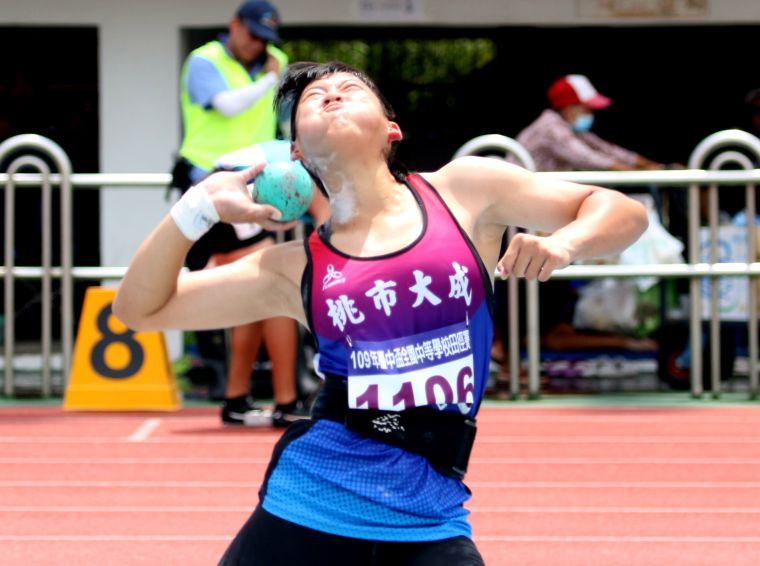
top-left (347, 322), bottom-right (475, 413)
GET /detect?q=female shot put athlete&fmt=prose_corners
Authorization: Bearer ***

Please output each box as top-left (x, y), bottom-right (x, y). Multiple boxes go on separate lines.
top-left (114, 61), bottom-right (647, 565)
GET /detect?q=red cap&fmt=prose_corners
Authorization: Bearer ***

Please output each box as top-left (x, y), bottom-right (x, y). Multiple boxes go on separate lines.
top-left (547, 75), bottom-right (612, 110)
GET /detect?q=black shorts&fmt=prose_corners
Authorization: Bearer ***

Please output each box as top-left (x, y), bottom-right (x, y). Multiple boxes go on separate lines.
top-left (185, 223), bottom-right (274, 271)
top-left (218, 506), bottom-right (485, 566)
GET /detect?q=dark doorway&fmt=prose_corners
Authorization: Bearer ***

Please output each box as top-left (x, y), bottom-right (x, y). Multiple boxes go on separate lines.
top-left (0, 26), bottom-right (100, 342)
top-left (184, 23), bottom-right (759, 172)
top-left (483, 25), bottom-right (760, 168)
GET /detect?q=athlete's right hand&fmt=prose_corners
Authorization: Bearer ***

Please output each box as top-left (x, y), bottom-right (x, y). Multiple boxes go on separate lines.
top-left (196, 165), bottom-right (297, 231)
top-left (496, 232), bottom-right (572, 282)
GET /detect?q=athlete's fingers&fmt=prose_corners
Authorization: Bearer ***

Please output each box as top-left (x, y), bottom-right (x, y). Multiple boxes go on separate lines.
top-left (497, 236), bottom-right (524, 278)
top-left (510, 239), bottom-right (538, 278)
top-left (500, 232), bottom-right (572, 281)
top-left (256, 211), bottom-right (298, 232)
top-left (236, 163), bottom-right (267, 185)
top-left (235, 201), bottom-right (301, 232)
top-left (245, 202), bottom-right (282, 222)
top-left (496, 258), bottom-right (508, 280)
top-left (522, 254), bottom-right (545, 280)
top-left (537, 255), bottom-right (560, 282)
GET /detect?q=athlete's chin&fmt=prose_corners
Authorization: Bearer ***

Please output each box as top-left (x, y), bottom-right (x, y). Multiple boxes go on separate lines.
top-left (310, 123), bottom-right (362, 147)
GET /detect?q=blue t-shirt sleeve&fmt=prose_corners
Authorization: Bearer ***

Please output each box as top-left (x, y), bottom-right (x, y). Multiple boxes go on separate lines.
top-left (185, 56), bottom-right (229, 109)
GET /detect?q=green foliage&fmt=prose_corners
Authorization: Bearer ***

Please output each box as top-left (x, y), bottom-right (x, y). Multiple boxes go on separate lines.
top-left (172, 353), bottom-right (193, 379)
top-left (282, 38), bottom-right (495, 85)
top-left (283, 40), bottom-right (372, 70)
top-left (281, 38), bottom-right (495, 117)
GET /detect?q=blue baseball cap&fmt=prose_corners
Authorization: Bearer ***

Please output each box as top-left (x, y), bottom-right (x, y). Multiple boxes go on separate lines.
top-left (236, 1), bottom-right (280, 43)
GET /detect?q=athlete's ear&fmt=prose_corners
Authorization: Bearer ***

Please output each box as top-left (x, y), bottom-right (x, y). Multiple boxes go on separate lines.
top-left (387, 121), bottom-right (403, 143)
top-left (291, 140), bottom-right (304, 161)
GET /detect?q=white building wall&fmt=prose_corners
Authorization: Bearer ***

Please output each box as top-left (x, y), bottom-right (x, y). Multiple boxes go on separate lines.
top-left (2, 0), bottom-right (760, 270)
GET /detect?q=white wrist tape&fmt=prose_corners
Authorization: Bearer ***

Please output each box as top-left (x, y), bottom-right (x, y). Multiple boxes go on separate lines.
top-left (170, 184), bottom-right (220, 241)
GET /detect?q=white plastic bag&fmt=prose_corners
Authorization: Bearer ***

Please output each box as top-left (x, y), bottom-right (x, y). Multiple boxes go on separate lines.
top-left (619, 194), bottom-right (685, 291)
top-left (572, 279), bottom-right (640, 333)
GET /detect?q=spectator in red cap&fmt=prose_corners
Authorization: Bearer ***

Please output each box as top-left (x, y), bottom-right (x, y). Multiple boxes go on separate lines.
top-left (515, 74), bottom-right (664, 172)
top-left (488, 74), bottom-right (663, 397)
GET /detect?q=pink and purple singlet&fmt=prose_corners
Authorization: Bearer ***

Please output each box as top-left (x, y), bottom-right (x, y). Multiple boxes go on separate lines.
top-left (260, 173), bottom-right (494, 541)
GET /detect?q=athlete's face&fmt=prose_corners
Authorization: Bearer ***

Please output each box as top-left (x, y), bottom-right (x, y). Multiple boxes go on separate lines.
top-left (292, 72), bottom-right (401, 163)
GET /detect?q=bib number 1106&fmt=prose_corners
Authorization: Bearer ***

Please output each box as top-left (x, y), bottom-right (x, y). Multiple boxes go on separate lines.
top-left (349, 361), bottom-right (474, 411)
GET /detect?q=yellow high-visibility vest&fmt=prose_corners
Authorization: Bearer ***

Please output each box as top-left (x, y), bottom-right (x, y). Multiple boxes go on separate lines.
top-left (179, 41), bottom-right (288, 171)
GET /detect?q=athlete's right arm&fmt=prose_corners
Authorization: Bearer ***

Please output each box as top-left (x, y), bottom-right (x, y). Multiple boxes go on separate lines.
top-left (113, 167), bottom-right (306, 331)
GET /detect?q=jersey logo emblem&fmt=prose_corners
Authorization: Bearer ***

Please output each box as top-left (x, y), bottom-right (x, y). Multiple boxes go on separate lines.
top-left (322, 264), bottom-right (346, 290)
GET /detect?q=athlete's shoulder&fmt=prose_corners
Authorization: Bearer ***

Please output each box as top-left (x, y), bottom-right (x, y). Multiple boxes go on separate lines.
top-left (427, 156), bottom-right (530, 195)
top-left (256, 239), bottom-right (308, 284)
top-left (421, 156), bottom-right (475, 189)
top-left (272, 238), bottom-right (308, 263)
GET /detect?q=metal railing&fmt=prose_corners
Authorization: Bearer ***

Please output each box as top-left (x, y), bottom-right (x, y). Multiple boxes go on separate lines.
top-left (1, 135), bottom-right (73, 397)
top-left (3, 131), bottom-right (760, 400)
top-left (454, 130), bottom-right (760, 401)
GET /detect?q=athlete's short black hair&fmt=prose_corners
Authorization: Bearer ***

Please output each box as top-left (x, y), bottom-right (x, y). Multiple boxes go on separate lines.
top-left (275, 61), bottom-right (407, 193)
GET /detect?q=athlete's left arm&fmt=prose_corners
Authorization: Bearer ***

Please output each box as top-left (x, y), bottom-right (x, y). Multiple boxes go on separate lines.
top-left (427, 156), bottom-right (648, 281)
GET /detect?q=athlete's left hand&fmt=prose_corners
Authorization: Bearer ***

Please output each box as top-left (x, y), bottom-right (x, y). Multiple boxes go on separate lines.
top-left (496, 232), bottom-right (572, 282)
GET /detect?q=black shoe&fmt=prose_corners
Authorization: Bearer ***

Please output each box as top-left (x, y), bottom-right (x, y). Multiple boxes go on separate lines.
top-left (221, 397), bottom-right (272, 427)
top-left (271, 400), bottom-right (311, 428)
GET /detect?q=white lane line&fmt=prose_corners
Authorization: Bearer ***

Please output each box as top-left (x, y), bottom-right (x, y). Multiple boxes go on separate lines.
top-left (473, 536), bottom-right (760, 543)
top-left (126, 418), bottom-right (162, 442)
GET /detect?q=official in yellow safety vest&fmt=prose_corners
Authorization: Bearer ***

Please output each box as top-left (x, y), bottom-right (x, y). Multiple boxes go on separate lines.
top-left (178, 1), bottom-right (288, 177)
top-left (171, 2), bottom-right (310, 430)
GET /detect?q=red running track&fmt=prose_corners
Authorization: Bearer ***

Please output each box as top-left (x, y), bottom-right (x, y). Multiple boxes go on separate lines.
top-left (1, 405), bottom-right (760, 565)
